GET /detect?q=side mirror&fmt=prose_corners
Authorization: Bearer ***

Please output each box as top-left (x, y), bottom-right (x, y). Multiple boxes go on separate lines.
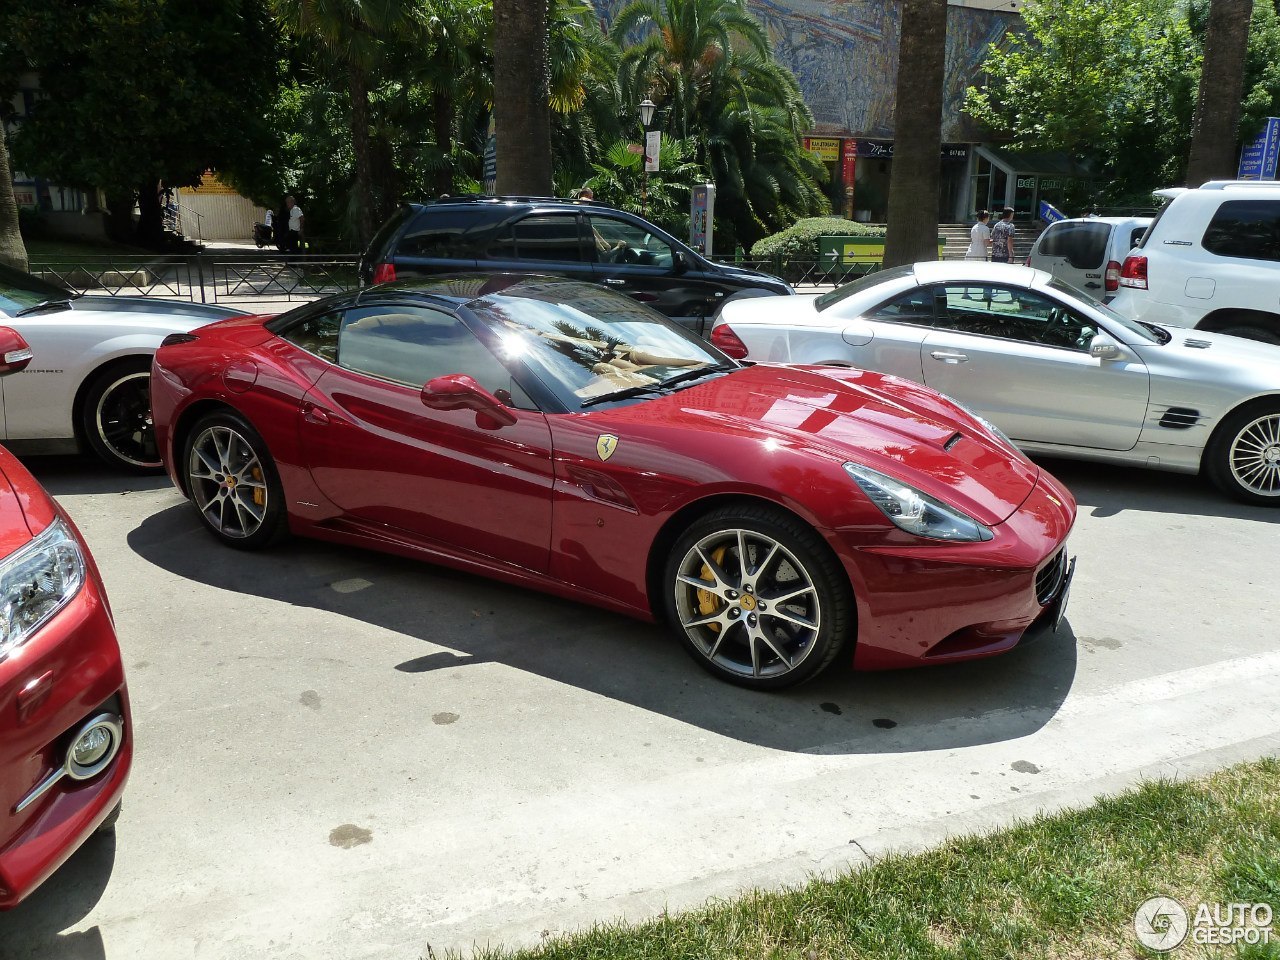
top-left (672, 250), bottom-right (689, 274)
top-left (420, 373), bottom-right (518, 429)
top-left (1089, 331), bottom-right (1122, 361)
top-left (0, 327), bottom-right (33, 377)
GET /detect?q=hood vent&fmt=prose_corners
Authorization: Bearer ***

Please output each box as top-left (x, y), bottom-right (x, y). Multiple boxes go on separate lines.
top-left (1157, 406), bottom-right (1203, 429)
top-left (1184, 338), bottom-right (1212, 349)
top-left (944, 432), bottom-right (963, 451)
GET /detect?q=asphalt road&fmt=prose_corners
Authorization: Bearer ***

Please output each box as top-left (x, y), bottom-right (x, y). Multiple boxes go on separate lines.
top-left (1, 454), bottom-right (1278, 960)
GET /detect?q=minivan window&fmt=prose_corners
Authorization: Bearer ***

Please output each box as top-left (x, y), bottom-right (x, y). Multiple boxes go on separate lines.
top-left (1202, 200), bottom-right (1280, 262)
top-left (366, 206), bottom-right (414, 258)
top-left (399, 208), bottom-right (479, 258)
top-left (1038, 221), bottom-right (1110, 268)
top-left (487, 214), bottom-right (585, 263)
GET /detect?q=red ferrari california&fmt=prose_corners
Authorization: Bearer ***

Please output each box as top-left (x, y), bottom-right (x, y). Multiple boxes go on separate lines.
top-left (152, 276), bottom-right (1076, 690)
top-left (0, 327), bottom-right (131, 909)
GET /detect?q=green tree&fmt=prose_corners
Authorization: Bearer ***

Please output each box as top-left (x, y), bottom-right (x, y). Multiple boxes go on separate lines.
top-left (883, 0), bottom-right (947, 268)
top-left (0, 134), bottom-right (26, 271)
top-left (494, 0), bottom-right (553, 194)
top-left (3, 0), bottom-right (281, 247)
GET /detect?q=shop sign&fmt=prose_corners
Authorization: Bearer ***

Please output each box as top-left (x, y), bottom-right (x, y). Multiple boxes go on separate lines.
top-left (1238, 117), bottom-right (1280, 180)
top-left (803, 137), bottom-right (841, 161)
top-left (855, 141), bottom-right (970, 160)
top-left (841, 140), bottom-right (857, 185)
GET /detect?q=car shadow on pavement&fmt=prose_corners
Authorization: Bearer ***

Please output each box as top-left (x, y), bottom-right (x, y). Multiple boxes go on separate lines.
top-left (0, 832), bottom-right (115, 960)
top-left (1039, 457), bottom-right (1280, 523)
top-left (123, 500), bottom-right (1079, 757)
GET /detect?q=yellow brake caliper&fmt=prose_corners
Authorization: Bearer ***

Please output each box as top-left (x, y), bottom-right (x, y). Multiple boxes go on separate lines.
top-left (696, 546), bottom-right (729, 633)
top-left (251, 466), bottom-right (265, 506)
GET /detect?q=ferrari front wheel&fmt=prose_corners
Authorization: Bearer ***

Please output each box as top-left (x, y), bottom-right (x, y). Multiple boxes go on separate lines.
top-left (663, 505), bottom-right (853, 690)
top-left (182, 412), bottom-right (287, 549)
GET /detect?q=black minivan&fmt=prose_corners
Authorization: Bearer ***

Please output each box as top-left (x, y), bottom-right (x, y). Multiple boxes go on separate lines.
top-left (359, 197), bottom-right (792, 335)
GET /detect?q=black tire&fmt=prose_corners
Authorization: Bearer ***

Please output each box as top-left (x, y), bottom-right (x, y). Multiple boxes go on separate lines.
top-left (1204, 401), bottom-right (1280, 505)
top-left (97, 800), bottom-right (122, 833)
top-left (662, 504), bottom-right (854, 690)
top-left (181, 411), bottom-right (288, 549)
top-left (80, 358), bottom-right (162, 472)
top-left (1217, 324), bottom-right (1280, 346)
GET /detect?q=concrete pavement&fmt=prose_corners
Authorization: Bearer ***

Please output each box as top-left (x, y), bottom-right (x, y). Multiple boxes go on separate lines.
top-left (1, 455), bottom-right (1277, 960)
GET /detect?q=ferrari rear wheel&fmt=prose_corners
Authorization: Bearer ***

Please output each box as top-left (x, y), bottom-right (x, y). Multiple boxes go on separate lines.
top-left (81, 358), bottom-right (162, 472)
top-left (1206, 402), bottom-right (1280, 505)
top-left (664, 505), bottom-right (853, 690)
top-left (183, 412), bottom-right (287, 550)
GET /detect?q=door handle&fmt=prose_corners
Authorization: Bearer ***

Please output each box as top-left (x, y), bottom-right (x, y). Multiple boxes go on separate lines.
top-left (1085, 282), bottom-right (1101, 289)
top-left (929, 349), bottom-right (969, 363)
top-left (302, 401), bottom-right (330, 425)
top-left (601, 278), bottom-right (625, 285)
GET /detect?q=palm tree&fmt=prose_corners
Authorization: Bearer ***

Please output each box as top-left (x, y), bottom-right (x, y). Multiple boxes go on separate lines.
top-left (882, 0), bottom-right (948, 268)
top-left (1186, 0), bottom-right (1253, 185)
top-left (0, 134), bottom-right (27, 272)
top-left (494, 0), bottom-right (553, 194)
top-left (272, 0), bottom-right (418, 244)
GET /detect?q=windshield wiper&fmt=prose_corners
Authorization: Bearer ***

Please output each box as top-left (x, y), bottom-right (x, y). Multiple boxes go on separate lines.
top-left (579, 383), bottom-right (666, 407)
top-left (657, 362), bottom-right (737, 390)
top-left (15, 298), bottom-right (74, 317)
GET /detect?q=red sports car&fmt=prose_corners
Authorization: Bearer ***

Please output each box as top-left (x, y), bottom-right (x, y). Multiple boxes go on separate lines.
top-left (152, 276), bottom-right (1076, 690)
top-left (0, 327), bottom-right (131, 909)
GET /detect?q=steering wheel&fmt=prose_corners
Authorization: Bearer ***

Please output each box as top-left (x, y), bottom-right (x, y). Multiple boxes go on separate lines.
top-left (620, 246), bottom-right (641, 265)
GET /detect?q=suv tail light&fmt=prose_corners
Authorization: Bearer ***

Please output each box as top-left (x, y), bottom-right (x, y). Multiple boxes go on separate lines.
top-left (1119, 255), bottom-right (1147, 290)
top-left (711, 323), bottom-right (749, 359)
top-left (1105, 260), bottom-right (1122, 292)
top-left (371, 262), bottom-right (397, 284)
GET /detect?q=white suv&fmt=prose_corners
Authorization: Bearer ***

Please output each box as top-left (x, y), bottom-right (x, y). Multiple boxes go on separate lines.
top-left (1110, 181), bottom-right (1280, 344)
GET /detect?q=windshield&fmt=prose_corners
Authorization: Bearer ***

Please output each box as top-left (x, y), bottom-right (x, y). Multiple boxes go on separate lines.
top-left (815, 264), bottom-right (914, 312)
top-left (1044, 276), bottom-right (1162, 344)
top-left (465, 278), bottom-right (734, 410)
top-left (0, 263), bottom-right (73, 317)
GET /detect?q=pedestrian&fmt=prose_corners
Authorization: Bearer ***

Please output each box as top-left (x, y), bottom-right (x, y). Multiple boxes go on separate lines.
top-left (989, 207), bottom-right (1016, 264)
top-left (965, 210), bottom-right (992, 261)
top-left (578, 187), bottom-right (594, 201)
top-left (284, 195), bottom-right (305, 253)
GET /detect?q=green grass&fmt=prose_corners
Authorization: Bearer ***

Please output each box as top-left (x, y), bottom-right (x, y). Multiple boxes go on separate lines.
top-left (458, 757), bottom-right (1280, 960)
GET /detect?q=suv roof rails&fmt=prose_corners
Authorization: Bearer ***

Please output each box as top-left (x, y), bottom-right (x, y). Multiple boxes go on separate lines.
top-left (423, 194), bottom-right (605, 206)
top-left (1198, 180), bottom-right (1280, 190)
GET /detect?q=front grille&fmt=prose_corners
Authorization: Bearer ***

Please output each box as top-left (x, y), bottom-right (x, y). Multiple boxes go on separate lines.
top-left (1035, 549), bottom-right (1067, 605)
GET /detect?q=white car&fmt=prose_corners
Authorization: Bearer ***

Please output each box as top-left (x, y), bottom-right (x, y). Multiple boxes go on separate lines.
top-left (0, 264), bottom-right (243, 470)
top-left (1110, 181), bottom-right (1280, 343)
top-left (713, 261), bottom-right (1280, 504)
top-left (1026, 215), bottom-right (1151, 302)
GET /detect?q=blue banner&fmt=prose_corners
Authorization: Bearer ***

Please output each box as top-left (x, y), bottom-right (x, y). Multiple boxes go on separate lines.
top-left (1039, 200), bottom-right (1067, 223)
top-left (1238, 117), bottom-right (1280, 180)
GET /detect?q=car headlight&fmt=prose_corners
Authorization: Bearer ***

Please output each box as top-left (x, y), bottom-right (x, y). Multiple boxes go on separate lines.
top-left (844, 462), bottom-right (993, 542)
top-left (0, 519), bottom-right (86, 659)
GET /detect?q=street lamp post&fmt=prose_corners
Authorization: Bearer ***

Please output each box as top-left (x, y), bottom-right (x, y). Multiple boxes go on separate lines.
top-left (639, 97), bottom-right (656, 218)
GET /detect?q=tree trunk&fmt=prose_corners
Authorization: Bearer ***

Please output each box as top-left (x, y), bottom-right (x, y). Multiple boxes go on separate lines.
top-left (135, 181), bottom-right (165, 249)
top-left (493, 0), bottom-right (553, 195)
top-left (882, 0), bottom-right (948, 268)
top-left (1186, 0), bottom-right (1253, 186)
top-left (432, 88), bottom-right (455, 197)
top-left (349, 63), bottom-right (378, 247)
top-left (0, 135), bottom-right (28, 272)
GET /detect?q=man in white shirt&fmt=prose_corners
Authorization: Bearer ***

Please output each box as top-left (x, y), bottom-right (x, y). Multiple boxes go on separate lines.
top-left (285, 195), bottom-right (304, 252)
top-left (965, 210), bottom-right (991, 260)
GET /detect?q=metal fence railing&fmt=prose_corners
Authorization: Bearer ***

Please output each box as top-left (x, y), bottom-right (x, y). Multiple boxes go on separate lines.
top-left (714, 256), bottom-right (881, 288)
top-left (27, 253), bottom-right (363, 305)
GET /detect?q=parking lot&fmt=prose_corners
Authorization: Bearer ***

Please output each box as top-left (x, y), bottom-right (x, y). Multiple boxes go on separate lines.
top-left (1, 454), bottom-right (1278, 960)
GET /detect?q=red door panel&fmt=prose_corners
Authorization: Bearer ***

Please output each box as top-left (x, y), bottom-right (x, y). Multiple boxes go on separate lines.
top-left (299, 368), bottom-right (554, 572)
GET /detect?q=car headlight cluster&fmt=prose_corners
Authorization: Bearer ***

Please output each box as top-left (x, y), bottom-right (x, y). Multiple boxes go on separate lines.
top-left (844, 463), bottom-right (993, 542)
top-left (0, 519), bottom-right (85, 660)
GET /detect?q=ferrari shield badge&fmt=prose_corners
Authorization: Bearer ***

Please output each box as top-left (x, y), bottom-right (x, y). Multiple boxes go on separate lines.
top-left (596, 434), bottom-right (619, 461)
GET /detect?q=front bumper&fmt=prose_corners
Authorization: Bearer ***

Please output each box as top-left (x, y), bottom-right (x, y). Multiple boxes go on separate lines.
top-left (842, 471), bottom-right (1077, 670)
top-left (0, 579), bottom-right (131, 909)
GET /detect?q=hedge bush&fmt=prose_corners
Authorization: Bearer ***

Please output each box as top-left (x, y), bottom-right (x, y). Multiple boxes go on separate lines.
top-left (749, 217), bottom-right (885, 262)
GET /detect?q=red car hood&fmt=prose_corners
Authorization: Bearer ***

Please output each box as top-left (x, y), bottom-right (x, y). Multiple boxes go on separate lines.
top-left (0, 447), bottom-right (59, 558)
top-left (623, 364), bottom-right (1040, 526)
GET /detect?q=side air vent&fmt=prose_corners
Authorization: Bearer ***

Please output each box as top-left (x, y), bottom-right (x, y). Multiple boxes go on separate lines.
top-left (1184, 338), bottom-right (1212, 349)
top-left (1036, 549), bottom-right (1066, 605)
top-left (1158, 406), bottom-right (1203, 429)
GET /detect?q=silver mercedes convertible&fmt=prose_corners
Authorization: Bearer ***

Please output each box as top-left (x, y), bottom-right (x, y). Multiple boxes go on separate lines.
top-left (714, 261), bottom-right (1280, 505)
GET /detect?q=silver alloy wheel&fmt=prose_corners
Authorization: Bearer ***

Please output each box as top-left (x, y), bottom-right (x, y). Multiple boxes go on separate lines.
top-left (673, 528), bottom-right (821, 680)
top-left (188, 425), bottom-right (270, 538)
top-left (94, 371), bottom-right (160, 468)
top-left (1228, 412), bottom-right (1280, 497)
